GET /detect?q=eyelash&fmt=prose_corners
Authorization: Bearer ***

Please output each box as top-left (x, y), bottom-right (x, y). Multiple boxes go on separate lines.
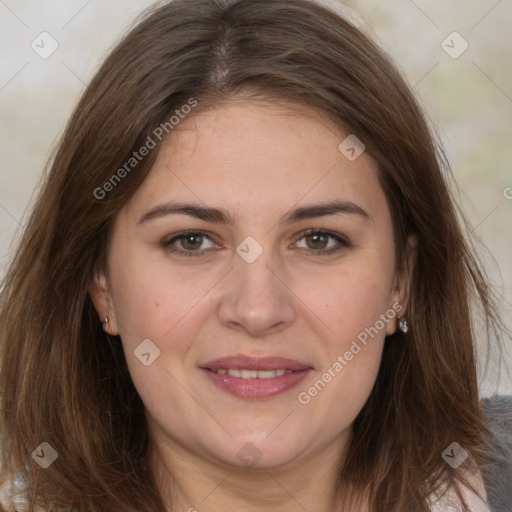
top-left (162, 229), bottom-right (350, 258)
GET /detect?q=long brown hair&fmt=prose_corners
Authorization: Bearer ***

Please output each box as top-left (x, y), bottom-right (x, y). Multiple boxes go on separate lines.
top-left (0, 0), bottom-right (505, 510)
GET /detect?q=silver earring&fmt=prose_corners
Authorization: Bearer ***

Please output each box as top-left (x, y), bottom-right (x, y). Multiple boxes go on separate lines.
top-left (102, 316), bottom-right (109, 331)
top-left (398, 316), bottom-right (408, 333)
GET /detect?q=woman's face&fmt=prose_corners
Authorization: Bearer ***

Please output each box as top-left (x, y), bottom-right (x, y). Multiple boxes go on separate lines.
top-left (91, 99), bottom-right (410, 470)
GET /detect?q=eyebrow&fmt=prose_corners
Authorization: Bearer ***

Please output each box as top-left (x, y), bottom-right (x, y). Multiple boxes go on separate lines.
top-left (137, 199), bottom-right (371, 226)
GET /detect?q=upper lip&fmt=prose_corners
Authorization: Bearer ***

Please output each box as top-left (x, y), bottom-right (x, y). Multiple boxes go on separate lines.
top-left (200, 354), bottom-right (312, 371)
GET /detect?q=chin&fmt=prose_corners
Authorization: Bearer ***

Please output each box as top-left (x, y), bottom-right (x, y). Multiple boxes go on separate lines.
top-left (203, 432), bottom-right (306, 471)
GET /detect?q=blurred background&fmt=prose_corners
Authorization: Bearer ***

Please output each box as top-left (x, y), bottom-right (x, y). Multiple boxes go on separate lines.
top-left (1, 0), bottom-right (511, 394)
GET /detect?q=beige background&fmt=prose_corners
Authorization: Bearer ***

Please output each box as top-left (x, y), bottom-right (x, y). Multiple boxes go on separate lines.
top-left (1, 0), bottom-right (511, 394)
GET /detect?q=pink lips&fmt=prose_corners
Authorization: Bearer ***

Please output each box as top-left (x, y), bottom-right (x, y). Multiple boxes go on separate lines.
top-left (202, 354), bottom-right (311, 372)
top-left (200, 354), bottom-right (313, 399)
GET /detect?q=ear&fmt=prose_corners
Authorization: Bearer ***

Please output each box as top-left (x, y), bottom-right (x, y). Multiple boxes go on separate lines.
top-left (387, 234), bottom-right (418, 335)
top-left (88, 271), bottom-right (119, 335)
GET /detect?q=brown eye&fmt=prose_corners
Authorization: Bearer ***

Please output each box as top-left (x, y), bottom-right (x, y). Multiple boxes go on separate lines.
top-left (162, 231), bottom-right (216, 257)
top-left (295, 229), bottom-right (349, 256)
top-left (304, 232), bottom-right (330, 250)
top-left (179, 233), bottom-right (204, 251)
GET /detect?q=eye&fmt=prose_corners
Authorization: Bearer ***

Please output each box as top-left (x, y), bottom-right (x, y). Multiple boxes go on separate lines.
top-left (294, 229), bottom-right (349, 255)
top-left (162, 228), bottom-right (350, 258)
top-left (162, 230), bottom-right (217, 257)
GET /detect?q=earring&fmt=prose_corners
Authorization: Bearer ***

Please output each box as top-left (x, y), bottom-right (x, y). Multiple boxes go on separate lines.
top-left (102, 316), bottom-right (109, 331)
top-left (398, 316), bottom-right (409, 334)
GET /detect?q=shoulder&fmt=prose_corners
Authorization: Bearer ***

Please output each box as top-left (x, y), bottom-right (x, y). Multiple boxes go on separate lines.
top-left (0, 476), bottom-right (29, 512)
top-left (480, 393), bottom-right (512, 511)
top-left (430, 393), bottom-right (512, 512)
top-left (0, 476), bottom-right (49, 512)
top-left (428, 468), bottom-right (491, 511)
top-left (0, 476), bottom-right (73, 512)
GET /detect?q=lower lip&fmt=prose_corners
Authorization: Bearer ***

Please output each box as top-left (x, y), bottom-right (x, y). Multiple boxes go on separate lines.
top-left (200, 368), bottom-right (312, 399)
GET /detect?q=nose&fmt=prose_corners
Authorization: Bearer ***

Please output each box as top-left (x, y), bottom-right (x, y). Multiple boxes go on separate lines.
top-left (216, 247), bottom-right (297, 337)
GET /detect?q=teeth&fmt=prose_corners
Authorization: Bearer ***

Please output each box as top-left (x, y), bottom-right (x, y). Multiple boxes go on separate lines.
top-left (240, 369), bottom-right (258, 379)
top-left (216, 369), bottom-right (293, 379)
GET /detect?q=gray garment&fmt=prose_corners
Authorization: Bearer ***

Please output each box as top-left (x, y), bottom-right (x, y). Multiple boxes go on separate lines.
top-left (481, 394), bottom-right (512, 512)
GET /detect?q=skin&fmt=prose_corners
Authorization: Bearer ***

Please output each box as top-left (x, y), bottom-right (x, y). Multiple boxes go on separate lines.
top-left (89, 99), bottom-right (415, 512)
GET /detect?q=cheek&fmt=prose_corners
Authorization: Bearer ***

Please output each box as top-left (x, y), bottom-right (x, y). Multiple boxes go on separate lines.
top-left (108, 249), bottom-right (221, 390)
top-left (109, 246), bottom-right (197, 336)
top-left (295, 250), bottom-right (394, 404)
top-left (305, 255), bottom-right (394, 345)
top-left (318, 279), bottom-right (388, 385)
top-left (108, 258), bottom-right (210, 416)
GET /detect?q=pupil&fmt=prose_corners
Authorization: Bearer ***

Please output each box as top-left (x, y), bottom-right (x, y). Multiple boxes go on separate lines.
top-left (183, 234), bottom-right (201, 250)
top-left (309, 233), bottom-right (326, 249)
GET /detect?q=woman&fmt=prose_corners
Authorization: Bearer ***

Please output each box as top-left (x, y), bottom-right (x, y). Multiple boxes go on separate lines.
top-left (0, 0), bottom-right (508, 510)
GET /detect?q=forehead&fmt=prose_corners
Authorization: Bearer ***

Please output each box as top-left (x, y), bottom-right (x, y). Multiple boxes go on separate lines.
top-left (123, 100), bottom-right (387, 222)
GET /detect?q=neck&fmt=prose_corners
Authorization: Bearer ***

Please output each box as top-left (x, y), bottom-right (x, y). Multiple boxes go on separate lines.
top-left (149, 426), bottom-right (354, 512)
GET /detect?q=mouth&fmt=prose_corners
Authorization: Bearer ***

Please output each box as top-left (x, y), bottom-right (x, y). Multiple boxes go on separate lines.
top-left (199, 355), bottom-right (313, 399)
top-left (207, 368), bottom-right (294, 378)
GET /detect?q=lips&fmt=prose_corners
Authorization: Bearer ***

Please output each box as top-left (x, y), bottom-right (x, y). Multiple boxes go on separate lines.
top-left (200, 354), bottom-right (311, 372)
top-left (199, 354), bottom-right (313, 399)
